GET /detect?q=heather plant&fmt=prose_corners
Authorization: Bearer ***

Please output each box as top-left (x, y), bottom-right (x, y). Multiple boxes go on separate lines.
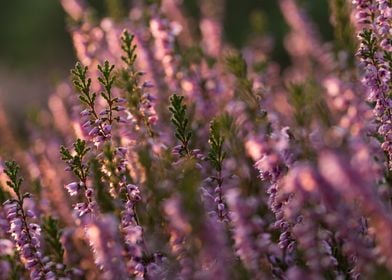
top-left (0, 0), bottom-right (392, 279)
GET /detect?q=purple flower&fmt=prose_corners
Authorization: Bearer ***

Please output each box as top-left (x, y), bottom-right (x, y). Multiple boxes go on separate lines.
top-left (3, 200), bottom-right (47, 279)
top-left (0, 239), bottom-right (14, 256)
top-left (65, 182), bottom-right (81, 196)
top-left (353, 0), bottom-right (392, 169)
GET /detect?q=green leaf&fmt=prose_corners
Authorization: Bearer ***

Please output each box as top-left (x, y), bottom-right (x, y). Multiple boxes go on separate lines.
top-left (169, 94), bottom-right (192, 154)
top-left (3, 161), bottom-right (23, 195)
top-left (42, 216), bottom-right (65, 263)
top-left (60, 139), bottom-right (90, 182)
top-left (121, 30), bottom-right (137, 67)
top-left (208, 118), bottom-right (226, 172)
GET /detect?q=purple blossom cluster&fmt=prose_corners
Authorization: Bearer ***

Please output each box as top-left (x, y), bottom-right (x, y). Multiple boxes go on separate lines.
top-left (0, 0), bottom-right (392, 279)
top-left (3, 200), bottom-right (46, 279)
top-left (353, 0), bottom-right (392, 169)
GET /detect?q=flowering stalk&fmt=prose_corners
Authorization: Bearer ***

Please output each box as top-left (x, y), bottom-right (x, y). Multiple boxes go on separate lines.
top-left (169, 94), bottom-right (193, 157)
top-left (0, 179), bottom-right (23, 279)
top-left (100, 145), bottom-right (128, 199)
top-left (60, 139), bottom-right (98, 217)
top-left (119, 30), bottom-right (157, 139)
top-left (280, 165), bottom-right (342, 277)
top-left (207, 118), bottom-right (228, 221)
top-left (226, 189), bottom-right (267, 279)
top-left (2, 161), bottom-right (50, 279)
top-left (120, 183), bottom-right (145, 277)
top-left (319, 151), bottom-right (392, 270)
top-left (72, 60), bottom-right (126, 145)
top-left (353, 0), bottom-right (392, 169)
top-left (150, 16), bottom-right (180, 92)
top-left (225, 52), bottom-right (265, 123)
top-left (163, 196), bottom-right (194, 278)
top-left (199, 0), bottom-right (224, 57)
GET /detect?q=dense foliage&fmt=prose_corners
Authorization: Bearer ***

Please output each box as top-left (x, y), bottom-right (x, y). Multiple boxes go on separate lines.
top-left (0, 0), bottom-right (391, 279)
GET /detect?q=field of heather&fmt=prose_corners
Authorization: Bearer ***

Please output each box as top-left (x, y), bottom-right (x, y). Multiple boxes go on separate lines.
top-left (0, 0), bottom-right (391, 279)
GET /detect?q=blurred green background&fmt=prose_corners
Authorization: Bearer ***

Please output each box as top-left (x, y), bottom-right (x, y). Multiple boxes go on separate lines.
top-left (0, 0), bottom-right (333, 114)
